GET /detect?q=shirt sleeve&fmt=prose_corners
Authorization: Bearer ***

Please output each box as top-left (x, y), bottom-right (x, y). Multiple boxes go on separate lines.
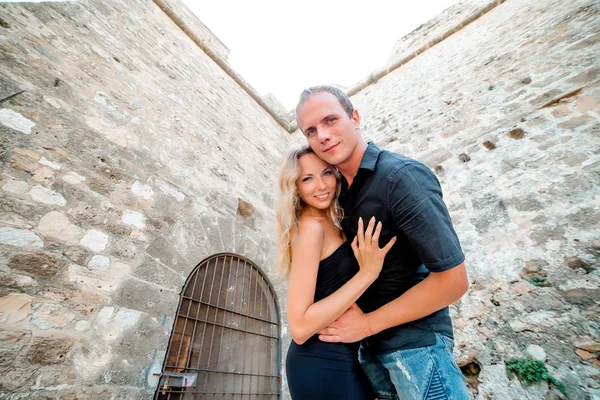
top-left (387, 162), bottom-right (464, 272)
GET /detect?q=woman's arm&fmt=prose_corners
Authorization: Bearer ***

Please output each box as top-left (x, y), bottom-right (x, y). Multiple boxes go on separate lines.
top-left (287, 217), bottom-right (395, 345)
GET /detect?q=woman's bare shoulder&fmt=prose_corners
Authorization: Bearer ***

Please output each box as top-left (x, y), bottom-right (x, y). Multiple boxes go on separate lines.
top-left (291, 216), bottom-right (324, 245)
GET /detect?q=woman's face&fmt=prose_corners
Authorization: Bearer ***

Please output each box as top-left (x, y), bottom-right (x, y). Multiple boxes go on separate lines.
top-left (296, 153), bottom-right (338, 211)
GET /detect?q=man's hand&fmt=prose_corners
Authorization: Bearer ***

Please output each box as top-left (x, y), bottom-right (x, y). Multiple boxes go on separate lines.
top-left (318, 303), bottom-right (371, 343)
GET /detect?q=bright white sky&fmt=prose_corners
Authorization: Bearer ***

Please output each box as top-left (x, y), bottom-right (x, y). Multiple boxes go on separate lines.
top-left (183, 0), bottom-right (459, 110)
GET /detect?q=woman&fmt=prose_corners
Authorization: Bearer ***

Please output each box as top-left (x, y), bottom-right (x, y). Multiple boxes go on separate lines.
top-left (276, 147), bottom-right (396, 399)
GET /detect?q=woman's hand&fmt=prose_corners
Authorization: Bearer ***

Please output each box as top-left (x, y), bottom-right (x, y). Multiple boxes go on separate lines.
top-left (351, 217), bottom-right (396, 278)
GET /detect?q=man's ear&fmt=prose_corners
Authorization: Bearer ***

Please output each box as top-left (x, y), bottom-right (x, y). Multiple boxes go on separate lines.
top-left (352, 109), bottom-right (361, 130)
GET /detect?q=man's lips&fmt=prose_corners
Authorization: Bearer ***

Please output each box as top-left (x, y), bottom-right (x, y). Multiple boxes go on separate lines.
top-left (323, 143), bottom-right (339, 153)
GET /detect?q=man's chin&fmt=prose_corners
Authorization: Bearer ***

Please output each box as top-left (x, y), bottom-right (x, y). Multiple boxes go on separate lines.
top-left (317, 152), bottom-right (337, 165)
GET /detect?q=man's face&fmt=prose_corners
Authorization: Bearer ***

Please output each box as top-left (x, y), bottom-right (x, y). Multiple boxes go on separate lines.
top-left (296, 92), bottom-right (361, 167)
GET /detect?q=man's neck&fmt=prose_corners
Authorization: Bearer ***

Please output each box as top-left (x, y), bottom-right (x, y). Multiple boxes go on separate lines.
top-left (337, 140), bottom-right (368, 187)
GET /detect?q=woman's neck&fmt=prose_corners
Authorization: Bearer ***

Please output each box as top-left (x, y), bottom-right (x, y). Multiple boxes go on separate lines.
top-left (302, 206), bottom-right (329, 220)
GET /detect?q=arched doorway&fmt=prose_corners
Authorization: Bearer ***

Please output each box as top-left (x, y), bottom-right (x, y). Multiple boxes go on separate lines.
top-left (155, 253), bottom-right (281, 399)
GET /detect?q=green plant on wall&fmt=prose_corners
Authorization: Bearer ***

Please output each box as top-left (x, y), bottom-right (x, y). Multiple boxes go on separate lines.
top-left (506, 358), bottom-right (567, 396)
top-left (525, 275), bottom-right (547, 286)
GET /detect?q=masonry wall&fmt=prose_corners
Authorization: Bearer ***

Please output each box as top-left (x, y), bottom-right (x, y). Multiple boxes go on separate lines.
top-left (0, 0), bottom-right (290, 398)
top-left (346, 0), bottom-right (599, 397)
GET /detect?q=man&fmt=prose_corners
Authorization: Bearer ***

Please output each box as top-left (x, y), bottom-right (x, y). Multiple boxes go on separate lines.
top-left (295, 85), bottom-right (470, 399)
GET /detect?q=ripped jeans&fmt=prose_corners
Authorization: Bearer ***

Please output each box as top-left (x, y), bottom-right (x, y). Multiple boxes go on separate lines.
top-left (359, 333), bottom-right (470, 400)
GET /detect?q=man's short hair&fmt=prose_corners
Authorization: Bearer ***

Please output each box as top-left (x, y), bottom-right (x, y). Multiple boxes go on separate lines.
top-left (296, 85), bottom-right (354, 119)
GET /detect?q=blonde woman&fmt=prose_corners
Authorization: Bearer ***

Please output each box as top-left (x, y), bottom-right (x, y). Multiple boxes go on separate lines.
top-left (277, 147), bottom-right (396, 399)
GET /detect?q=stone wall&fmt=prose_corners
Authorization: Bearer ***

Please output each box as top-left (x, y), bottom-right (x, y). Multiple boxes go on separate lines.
top-left (345, 0), bottom-right (599, 397)
top-left (0, 0), bottom-right (290, 398)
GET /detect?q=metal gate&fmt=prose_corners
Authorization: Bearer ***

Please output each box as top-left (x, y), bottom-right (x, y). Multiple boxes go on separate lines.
top-left (155, 253), bottom-right (281, 399)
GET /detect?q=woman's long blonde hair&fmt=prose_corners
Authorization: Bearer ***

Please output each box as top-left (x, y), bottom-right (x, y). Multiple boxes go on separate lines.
top-left (275, 146), bottom-right (343, 278)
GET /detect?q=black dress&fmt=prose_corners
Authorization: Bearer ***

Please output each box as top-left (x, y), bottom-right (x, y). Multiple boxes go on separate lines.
top-left (286, 241), bottom-right (374, 399)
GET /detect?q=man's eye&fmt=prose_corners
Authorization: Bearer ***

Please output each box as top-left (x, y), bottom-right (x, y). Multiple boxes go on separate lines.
top-left (326, 118), bottom-right (336, 124)
top-left (306, 130), bottom-right (315, 137)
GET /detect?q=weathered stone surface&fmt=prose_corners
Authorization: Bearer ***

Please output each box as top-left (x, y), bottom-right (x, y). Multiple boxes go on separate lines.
top-left (526, 344), bottom-right (547, 362)
top-left (87, 255), bottom-right (110, 271)
top-left (37, 211), bottom-right (83, 244)
top-left (38, 157), bottom-right (61, 170)
top-left (560, 288), bottom-right (600, 306)
top-left (0, 227), bottom-right (43, 248)
top-left (476, 364), bottom-right (527, 399)
top-left (31, 365), bottom-right (77, 389)
top-left (2, 179), bottom-right (29, 194)
top-left (0, 108), bottom-right (35, 134)
top-left (8, 252), bottom-right (67, 277)
top-left (113, 278), bottom-right (179, 316)
top-left (79, 229), bottom-right (109, 252)
top-left (27, 336), bottom-right (75, 365)
top-left (557, 115), bottom-right (595, 129)
top-left (68, 260), bottom-right (130, 293)
top-left (131, 181), bottom-right (153, 200)
top-left (121, 210), bottom-right (145, 229)
top-left (575, 348), bottom-right (594, 361)
top-left (0, 72), bottom-right (24, 102)
top-left (0, 212), bottom-right (33, 229)
top-left (508, 127), bottom-right (525, 139)
top-left (0, 363), bottom-right (37, 392)
top-left (10, 152), bottom-right (39, 173)
top-left (29, 185), bottom-right (66, 206)
top-left (131, 255), bottom-right (185, 292)
top-left (31, 303), bottom-right (75, 330)
top-left (0, 293), bottom-right (33, 324)
top-left (0, 329), bottom-right (31, 367)
top-left (31, 166), bottom-right (55, 183)
top-left (0, 271), bottom-right (36, 294)
top-left (574, 339), bottom-right (600, 353)
top-left (564, 256), bottom-right (593, 273)
top-left (62, 171), bottom-right (87, 185)
top-left (145, 235), bottom-right (189, 269)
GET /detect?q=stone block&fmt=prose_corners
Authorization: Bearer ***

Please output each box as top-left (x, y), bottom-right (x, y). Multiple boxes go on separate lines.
top-left (0, 293), bottom-right (32, 324)
top-left (0, 364), bottom-right (37, 392)
top-left (113, 277), bottom-right (179, 316)
top-left (560, 288), bottom-right (600, 307)
top-left (32, 365), bottom-right (77, 389)
top-left (31, 303), bottom-right (74, 330)
top-left (131, 254), bottom-right (185, 293)
top-left (0, 227), bottom-right (43, 249)
top-left (146, 235), bottom-right (189, 270)
top-left (0, 271), bottom-right (36, 294)
top-left (233, 222), bottom-right (247, 255)
top-left (218, 216), bottom-right (234, 252)
top-left (27, 336), bottom-right (76, 365)
top-left (200, 216), bottom-right (224, 253)
top-left (8, 252), bottom-right (67, 277)
top-left (37, 211), bottom-right (83, 245)
top-left (0, 328), bottom-right (31, 366)
top-left (0, 72), bottom-right (24, 102)
top-left (68, 260), bottom-right (131, 293)
top-left (558, 115), bottom-right (595, 129)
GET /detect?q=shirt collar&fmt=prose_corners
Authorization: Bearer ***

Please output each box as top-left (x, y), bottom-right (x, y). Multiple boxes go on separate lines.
top-left (358, 141), bottom-right (381, 171)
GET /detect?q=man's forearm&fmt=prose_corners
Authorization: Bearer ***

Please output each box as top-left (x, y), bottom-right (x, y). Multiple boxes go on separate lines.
top-left (366, 263), bottom-right (468, 336)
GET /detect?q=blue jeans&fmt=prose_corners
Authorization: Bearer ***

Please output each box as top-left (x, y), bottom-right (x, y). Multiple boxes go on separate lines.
top-left (359, 333), bottom-right (470, 400)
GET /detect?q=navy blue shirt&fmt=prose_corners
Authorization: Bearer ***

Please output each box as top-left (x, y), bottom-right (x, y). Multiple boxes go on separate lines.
top-left (339, 142), bottom-right (464, 352)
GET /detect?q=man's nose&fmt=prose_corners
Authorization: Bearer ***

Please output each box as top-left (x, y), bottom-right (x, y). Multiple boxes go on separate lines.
top-left (317, 127), bottom-right (331, 142)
